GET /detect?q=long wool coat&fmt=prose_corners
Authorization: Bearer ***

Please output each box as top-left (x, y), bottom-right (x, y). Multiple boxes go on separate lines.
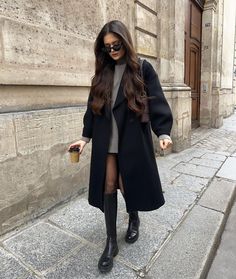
top-left (82, 59), bottom-right (173, 212)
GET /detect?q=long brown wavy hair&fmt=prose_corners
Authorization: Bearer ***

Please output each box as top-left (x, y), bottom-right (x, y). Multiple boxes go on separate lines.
top-left (90, 20), bottom-right (145, 115)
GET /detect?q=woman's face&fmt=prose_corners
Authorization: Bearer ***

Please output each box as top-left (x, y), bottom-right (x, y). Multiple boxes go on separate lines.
top-left (103, 32), bottom-right (126, 61)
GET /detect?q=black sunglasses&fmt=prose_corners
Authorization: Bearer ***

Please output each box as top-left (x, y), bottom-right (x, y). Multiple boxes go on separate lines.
top-left (102, 42), bottom-right (123, 53)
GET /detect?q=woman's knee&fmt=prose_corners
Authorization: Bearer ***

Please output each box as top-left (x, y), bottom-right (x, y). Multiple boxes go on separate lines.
top-left (104, 183), bottom-right (117, 194)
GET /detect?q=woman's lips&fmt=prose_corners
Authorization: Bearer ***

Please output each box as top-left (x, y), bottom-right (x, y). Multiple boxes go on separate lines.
top-left (112, 53), bottom-right (119, 57)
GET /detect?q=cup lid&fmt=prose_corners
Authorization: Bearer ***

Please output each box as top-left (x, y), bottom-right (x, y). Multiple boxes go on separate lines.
top-left (69, 146), bottom-right (80, 152)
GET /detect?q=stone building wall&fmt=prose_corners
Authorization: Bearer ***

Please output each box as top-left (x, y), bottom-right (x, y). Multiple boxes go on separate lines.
top-left (232, 9), bottom-right (236, 105)
top-left (200, 0), bottom-right (236, 128)
top-left (220, 0), bottom-right (236, 117)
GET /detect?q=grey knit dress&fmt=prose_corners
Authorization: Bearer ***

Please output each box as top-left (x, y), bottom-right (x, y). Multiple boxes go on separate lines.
top-left (108, 62), bottom-right (126, 153)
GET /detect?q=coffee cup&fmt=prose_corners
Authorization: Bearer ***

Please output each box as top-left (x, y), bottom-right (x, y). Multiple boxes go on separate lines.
top-left (68, 146), bottom-right (80, 163)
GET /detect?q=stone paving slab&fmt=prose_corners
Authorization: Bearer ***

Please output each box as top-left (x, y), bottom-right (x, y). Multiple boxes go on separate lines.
top-left (3, 222), bottom-right (82, 273)
top-left (167, 147), bottom-right (207, 163)
top-left (207, 201), bottom-right (236, 279)
top-left (200, 152), bottom-right (227, 162)
top-left (216, 157), bottom-right (236, 181)
top-left (48, 196), bottom-right (127, 244)
top-left (172, 162), bottom-right (217, 178)
top-left (107, 218), bottom-right (170, 269)
top-left (0, 247), bottom-right (37, 279)
top-left (44, 244), bottom-right (138, 279)
top-left (194, 129), bottom-right (236, 153)
top-left (163, 187), bottom-right (198, 211)
top-left (198, 178), bottom-right (236, 213)
top-left (170, 173), bottom-right (209, 193)
top-left (146, 205), bottom-right (224, 279)
top-left (139, 205), bottom-right (185, 231)
top-left (158, 168), bottom-right (180, 186)
top-left (189, 158), bottom-right (223, 169)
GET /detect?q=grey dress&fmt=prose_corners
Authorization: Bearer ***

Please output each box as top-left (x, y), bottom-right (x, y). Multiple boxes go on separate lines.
top-left (108, 63), bottom-right (126, 153)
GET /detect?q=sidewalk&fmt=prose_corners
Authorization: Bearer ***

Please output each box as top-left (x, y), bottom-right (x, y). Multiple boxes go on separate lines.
top-left (207, 199), bottom-right (236, 279)
top-left (0, 111), bottom-right (236, 279)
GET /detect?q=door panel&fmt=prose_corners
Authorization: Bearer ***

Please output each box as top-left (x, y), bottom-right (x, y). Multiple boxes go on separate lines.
top-left (185, 0), bottom-right (202, 128)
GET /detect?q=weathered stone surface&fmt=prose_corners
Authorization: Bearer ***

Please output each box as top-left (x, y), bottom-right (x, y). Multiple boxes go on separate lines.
top-left (106, 0), bottom-right (134, 30)
top-left (164, 90), bottom-right (192, 152)
top-left (216, 157), bottom-right (236, 181)
top-left (114, 218), bottom-right (169, 269)
top-left (3, 222), bottom-right (82, 272)
top-left (136, 4), bottom-right (157, 35)
top-left (171, 173), bottom-right (209, 193)
top-left (0, 18), bottom-right (94, 86)
top-left (44, 245), bottom-right (137, 279)
top-left (207, 201), bottom-right (236, 279)
top-left (201, 152), bottom-right (227, 162)
top-left (163, 187), bottom-right (197, 211)
top-left (146, 205), bottom-right (224, 279)
top-left (0, 30), bottom-right (2, 63)
top-left (14, 107), bottom-right (84, 155)
top-left (158, 168), bottom-right (180, 186)
top-left (0, 85), bottom-right (90, 113)
top-left (0, 0), bottom-right (103, 40)
top-left (0, 114), bottom-right (17, 162)
top-left (49, 197), bottom-right (127, 244)
top-left (198, 178), bottom-right (236, 213)
top-left (173, 162), bottom-right (217, 178)
top-left (0, 106), bottom-right (92, 235)
top-left (49, 198), bottom-right (105, 244)
top-left (136, 29), bottom-right (157, 57)
top-left (140, 205), bottom-right (185, 230)
top-left (0, 247), bottom-right (36, 279)
top-left (194, 129), bottom-right (236, 153)
top-left (138, 0), bottom-right (157, 12)
top-left (189, 157), bottom-right (223, 169)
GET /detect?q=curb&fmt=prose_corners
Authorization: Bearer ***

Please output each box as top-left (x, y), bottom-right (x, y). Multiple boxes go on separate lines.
top-left (145, 178), bottom-right (236, 279)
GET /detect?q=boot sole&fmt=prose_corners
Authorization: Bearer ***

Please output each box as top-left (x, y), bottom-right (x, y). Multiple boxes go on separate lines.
top-left (98, 248), bottom-right (119, 273)
top-left (125, 232), bottom-right (139, 244)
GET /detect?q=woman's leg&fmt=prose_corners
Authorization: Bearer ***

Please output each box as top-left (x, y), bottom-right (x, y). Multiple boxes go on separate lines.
top-left (98, 154), bottom-right (119, 273)
top-left (118, 173), bottom-right (125, 195)
top-left (104, 154), bottom-right (118, 194)
top-left (118, 169), bottom-right (140, 244)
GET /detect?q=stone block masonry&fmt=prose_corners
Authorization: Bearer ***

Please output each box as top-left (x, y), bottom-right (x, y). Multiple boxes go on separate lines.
top-left (0, 107), bottom-right (91, 235)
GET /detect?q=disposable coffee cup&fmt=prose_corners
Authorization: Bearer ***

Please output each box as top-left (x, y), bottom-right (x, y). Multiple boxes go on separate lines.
top-left (68, 146), bottom-right (80, 163)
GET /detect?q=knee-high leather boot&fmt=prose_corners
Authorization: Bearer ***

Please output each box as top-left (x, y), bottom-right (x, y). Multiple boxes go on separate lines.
top-left (125, 211), bottom-right (140, 243)
top-left (98, 192), bottom-right (118, 273)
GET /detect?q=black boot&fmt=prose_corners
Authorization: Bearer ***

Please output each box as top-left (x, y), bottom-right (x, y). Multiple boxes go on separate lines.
top-left (98, 192), bottom-right (119, 273)
top-left (125, 211), bottom-right (140, 244)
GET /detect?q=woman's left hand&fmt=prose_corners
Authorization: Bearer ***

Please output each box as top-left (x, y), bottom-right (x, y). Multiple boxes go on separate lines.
top-left (159, 138), bottom-right (172, 150)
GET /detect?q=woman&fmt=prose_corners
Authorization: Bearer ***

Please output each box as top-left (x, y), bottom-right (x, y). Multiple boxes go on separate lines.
top-left (68, 20), bottom-right (173, 273)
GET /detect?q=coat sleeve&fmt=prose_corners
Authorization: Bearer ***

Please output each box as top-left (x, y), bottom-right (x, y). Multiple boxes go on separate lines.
top-left (143, 60), bottom-right (173, 137)
top-left (82, 91), bottom-right (94, 138)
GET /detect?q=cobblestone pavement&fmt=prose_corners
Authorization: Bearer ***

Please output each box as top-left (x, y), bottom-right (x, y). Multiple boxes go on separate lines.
top-left (0, 111), bottom-right (236, 279)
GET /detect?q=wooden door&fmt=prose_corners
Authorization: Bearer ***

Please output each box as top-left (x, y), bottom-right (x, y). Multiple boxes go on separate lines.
top-left (185, 0), bottom-right (203, 128)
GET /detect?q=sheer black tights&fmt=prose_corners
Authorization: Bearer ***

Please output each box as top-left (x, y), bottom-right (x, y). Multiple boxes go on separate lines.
top-left (104, 154), bottom-right (124, 195)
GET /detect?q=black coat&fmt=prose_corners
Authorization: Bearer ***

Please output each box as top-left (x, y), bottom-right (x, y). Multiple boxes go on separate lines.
top-left (82, 60), bottom-right (173, 212)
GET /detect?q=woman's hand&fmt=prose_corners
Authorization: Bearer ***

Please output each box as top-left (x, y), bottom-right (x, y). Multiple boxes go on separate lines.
top-left (68, 140), bottom-right (87, 154)
top-left (159, 138), bottom-right (172, 150)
